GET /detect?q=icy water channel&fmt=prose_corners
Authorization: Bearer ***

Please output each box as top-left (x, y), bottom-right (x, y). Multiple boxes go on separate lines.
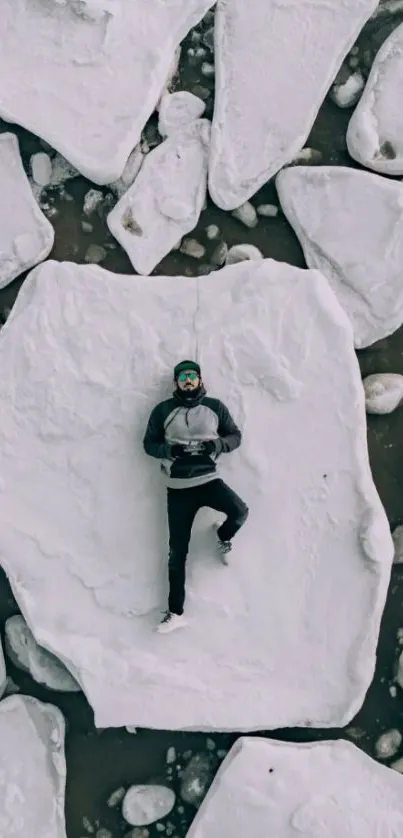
top-left (1, 8), bottom-right (403, 838)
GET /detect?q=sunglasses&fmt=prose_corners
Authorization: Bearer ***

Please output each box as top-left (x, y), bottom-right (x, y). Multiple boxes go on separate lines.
top-left (178, 372), bottom-right (199, 382)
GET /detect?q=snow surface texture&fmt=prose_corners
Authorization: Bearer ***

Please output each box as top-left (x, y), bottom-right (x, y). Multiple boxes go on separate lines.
top-left (0, 0), bottom-right (215, 184)
top-left (0, 133), bottom-right (54, 288)
top-left (158, 91), bottom-right (206, 139)
top-left (276, 165), bottom-right (403, 348)
top-left (107, 120), bottom-right (210, 275)
top-left (185, 737), bottom-right (403, 838)
top-left (208, 0), bottom-right (377, 210)
top-left (5, 615), bottom-right (80, 692)
top-left (0, 695), bottom-right (66, 838)
top-left (0, 258), bottom-right (393, 730)
top-left (347, 23), bottom-right (403, 174)
top-left (0, 637), bottom-right (5, 699)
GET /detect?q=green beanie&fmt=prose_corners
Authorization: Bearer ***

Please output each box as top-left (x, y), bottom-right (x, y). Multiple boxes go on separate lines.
top-left (174, 359), bottom-right (201, 379)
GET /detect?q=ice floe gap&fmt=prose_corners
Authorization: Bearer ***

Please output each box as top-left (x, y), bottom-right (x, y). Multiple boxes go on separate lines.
top-left (0, 258), bottom-right (393, 730)
top-left (186, 738), bottom-right (403, 838)
top-left (276, 165), bottom-right (403, 348)
top-left (0, 0), bottom-right (215, 183)
top-left (0, 133), bottom-right (54, 288)
top-left (347, 22), bottom-right (403, 174)
top-left (0, 695), bottom-right (67, 838)
top-left (208, 0), bottom-right (378, 210)
top-left (107, 119), bottom-right (210, 275)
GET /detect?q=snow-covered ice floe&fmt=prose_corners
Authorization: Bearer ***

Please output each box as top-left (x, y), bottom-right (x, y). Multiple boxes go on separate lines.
top-left (107, 120), bottom-right (210, 275)
top-left (0, 695), bottom-right (67, 838)
top-left (0, 0), bottom-right (215, 184)
top-left (0, 636), bottom-right (6, 699)
top-left (5, 614), bottom-right (80, 692)
top-left (0, 133), bottom-right (54, 288)
top-left (0, 258), bottom-right (393, 730)
top-left (208, 0), bottom-right (377, 210)
top-left (158, 91), bottom-right (206, 139)
top-left (276, 165), bottom-right (403, 348)
top-left (347, 23), bottom-right (403, 175)
top-left (185, 737), bottom-right (403, 838)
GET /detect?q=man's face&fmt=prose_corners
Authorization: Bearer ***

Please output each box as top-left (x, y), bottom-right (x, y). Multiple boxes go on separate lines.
top-left (176, 370), bottom-right (200, 391)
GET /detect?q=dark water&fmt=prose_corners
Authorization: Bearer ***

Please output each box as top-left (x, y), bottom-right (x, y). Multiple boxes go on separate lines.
top-left (1, 8), bottom-right (403, 838)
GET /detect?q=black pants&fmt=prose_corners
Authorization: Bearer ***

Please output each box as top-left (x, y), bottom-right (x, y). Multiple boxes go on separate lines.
top-left (167, 478), bottom-right (249, 615)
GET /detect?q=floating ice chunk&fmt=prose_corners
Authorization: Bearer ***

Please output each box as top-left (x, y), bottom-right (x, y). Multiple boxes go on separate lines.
top-left (0, 695), bottom-right (67, 837)
top-left (180, 238), bottom-right (205, 259)
top-left (5, 615), bottom-right (80, 692)
top-left (363, 373), bottom-right (403, 414)
top-left (231, 201), bottom-right (257, 228)
top-left (186, 737), bottom-right (403, 838)
top-left (209, 0), bottom-right (377, 209)
top-left (180, 753), bottom-right (213, 806)
top-left (107, 787), bottom-right (126, 807)
top-left (0, 133), bottom-right (54, 288)
top-left (0, 258), bottom-right (393, 730)
top-left (347, 23), bottom-right (403, 174)
top-left (0, 0), bottom-right (215, 183)
top-left (257, 204), bottom-right (278, 218)
top-left (107, 120), bottom-right (210, 275)
top-left (330, 70), bottom-right (365, 108)
top-left (0, 636), bottom-right (6, 699)
top-left (289, 147), bottom-right (323, 166)
top-left (276, 165), bottom-right (403, 348)
top-left (375, 729), bottom-right (402, 759)
top-left (83, 189), bottom-right (104, 215)
top-left (158, 92), bottom-right (206, 139)
top-left (31, 152), bottom-right (53, 186)
top-left (393, 525), bottom-right (403, 564)
top-left (205, 224), bottom-right (220, 240)
top-left (225, 244), bottom-right (263, 265)
top-left (122, 785), bottom-right (175, 826)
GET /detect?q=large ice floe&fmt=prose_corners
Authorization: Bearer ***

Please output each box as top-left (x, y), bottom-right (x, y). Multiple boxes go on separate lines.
top-left (0, 0), bottom-right (215, 184)
top-left (276, 165), bottom-right (403, 348)
top-left (5, 614), bottom-right (80, 692)
top-left (347, 23), bottom-right (403, 175)
top-left (208, 0), bottom-right (377, 210)
top-left (0, 258), bottom-right (393, 730)
top-left (107, 119), bottom-right (210, 275)
top-left (185, 737), bottom-right (403, 837)
top-left (0, 133), bottom-right (54, 288)
top-left (0, 695), bottom-right (66, 838)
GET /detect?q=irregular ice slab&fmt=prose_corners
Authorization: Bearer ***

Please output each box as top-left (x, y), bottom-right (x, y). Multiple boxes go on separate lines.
top-left (0, 258), bottom-right (393, 730)
top-left (0, 695), bottom-right (66, 838)
top-left (186, 737), bottom-right (403, 838)
top-left (209, 0), bottom-right (377, 210)
top-left (0, 133), bottom-right (54, 288)
top-left (107, 120), bottom-right (210, 275)
top-left (347, 23), bottom-right (403, 174)
top-left (5, 615), bottom-right (80, 692)
top-left (0, 0), bottom-right (215, 184)
top-left (0, 636), bottom-right (6, 699)
top-left (276, 165), bottom-right (403, 348)
top-left (158, 91), bottom-right (206, 139)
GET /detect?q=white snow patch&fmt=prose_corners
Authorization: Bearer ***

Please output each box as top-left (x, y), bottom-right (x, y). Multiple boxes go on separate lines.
top-left (107, 120), bottom-right (210, 275)
top-left (122, 785), bottom-right (175, 826)
top-left (0, 258), bottom-right (393, 730)
top-left (0, 133), bottom-right (54, 288)
top-left (158, 92), bottom-right (206, 139)
top-left (0, 636), bottom-right (6, 699)
top-left (363, 373), bottom-right (403, 414)
top-left (276, 165), bottom-right (403, 348)
top-left (225, 244), bottom-right (263, 265)
top-left (347, 23), bottom-right (403, 174)
top-left (0, 0), bottom-right (215, 183)
top-left (0, 695), bottom-right (67, 837)
top-left (209, 0), bottom-right (377, 210)
top-left (4, 615), bottom-right (80, 692)
top-left (186, 737), bottom-right (403, 838)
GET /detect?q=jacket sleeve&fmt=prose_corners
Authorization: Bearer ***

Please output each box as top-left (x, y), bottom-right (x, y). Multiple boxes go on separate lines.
top-left (143, 404), bottom-right (171, 460)
top-left (216, 401), bottom-right (242, 454)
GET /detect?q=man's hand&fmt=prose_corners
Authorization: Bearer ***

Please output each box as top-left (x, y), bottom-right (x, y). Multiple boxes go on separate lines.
top-left (200, 440), bottom-right (218, 456)
top-left (170, 444), bottom-right (188, 459)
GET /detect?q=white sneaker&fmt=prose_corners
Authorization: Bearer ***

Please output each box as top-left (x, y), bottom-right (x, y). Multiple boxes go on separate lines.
top-left (212, 523), bottom-right (232, 565)
top-left (157, 612), bottom-right (187, 634)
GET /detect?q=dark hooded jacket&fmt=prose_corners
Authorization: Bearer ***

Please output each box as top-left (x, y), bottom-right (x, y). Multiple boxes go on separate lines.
top-left (143, 385), bottom-right (241, 489)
